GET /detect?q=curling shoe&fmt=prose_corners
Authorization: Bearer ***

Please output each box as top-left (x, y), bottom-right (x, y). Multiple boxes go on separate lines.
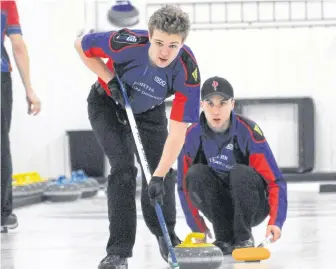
top-left (156, 231), bottom-right (182, 262)
top-left (213, 241), bottom-right (234, 255)
top-left (98, 254), bottom-right (128, 269)
top-left (234, 236), bottom-right (255, 249)
top-left (1, 214), bottom-right (18, 233)
top-left (6, 214), bottom-right (19, 229)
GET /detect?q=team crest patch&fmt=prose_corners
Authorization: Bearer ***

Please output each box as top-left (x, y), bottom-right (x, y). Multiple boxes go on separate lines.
top-left (114, 33), bottom-right (139, 44)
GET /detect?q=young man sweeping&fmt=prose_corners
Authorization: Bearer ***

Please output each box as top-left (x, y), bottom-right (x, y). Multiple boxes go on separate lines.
top-left (75, 5), bottom-right (201, 269)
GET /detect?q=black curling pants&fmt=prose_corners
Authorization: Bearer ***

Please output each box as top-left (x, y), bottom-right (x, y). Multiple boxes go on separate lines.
top-left (185, 163), bottom-right (269, 243)
top-left (1, 72), bottom-right (13, 226)
top-left (87, 83), bottom-right (176, 258)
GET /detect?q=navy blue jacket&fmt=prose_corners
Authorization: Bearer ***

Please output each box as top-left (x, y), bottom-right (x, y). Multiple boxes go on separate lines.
top-left (177, 111), bottom-right (288, 232)
top-left (81, 28), bottom-right (201, 123)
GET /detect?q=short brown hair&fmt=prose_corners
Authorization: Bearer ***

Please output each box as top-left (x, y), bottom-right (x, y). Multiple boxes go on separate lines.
top-left (148, 5), bottom-right (191, 41)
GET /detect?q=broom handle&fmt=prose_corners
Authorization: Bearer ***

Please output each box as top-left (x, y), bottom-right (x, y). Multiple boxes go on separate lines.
top-left (257, 233), bottom-right (274, 248)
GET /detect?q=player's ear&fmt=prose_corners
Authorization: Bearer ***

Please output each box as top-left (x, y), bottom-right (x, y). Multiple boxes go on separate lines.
top-left (231, 99), bottom-right (235, 109)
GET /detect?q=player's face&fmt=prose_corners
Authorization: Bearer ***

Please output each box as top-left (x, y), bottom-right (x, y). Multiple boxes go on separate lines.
top-left (201, 95), bottom-right (235, 132)
top-left (149, 29), bottom-right (184, 68)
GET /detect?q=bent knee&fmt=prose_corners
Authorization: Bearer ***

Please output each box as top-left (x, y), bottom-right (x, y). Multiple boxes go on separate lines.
top-left (186, 163), bottom-right (209, 178)
top-left (229, 164), bottom-right (258, 185)
top-left (185, 163), bottom-right (215, 190)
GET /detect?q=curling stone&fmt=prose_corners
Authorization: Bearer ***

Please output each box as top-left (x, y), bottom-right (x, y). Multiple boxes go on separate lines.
top-left (12, 175), bottom-right (31, 199)
top-left (43, 176), bottom-right (81, 202)
top-left (107, 1), bottom-right (139, 27)
top-left (12, 173), bottom-right (41, 198)
top-left (21, 173), bottom-right (44, 196)
top-left (71, 171), bottom-right (97, 198)
top-left (29, 172), bottom-right (48, 191)
top-left (168, 233), bottom-right (224, 269)
top-left (76, 170), bottom-right (100, 192)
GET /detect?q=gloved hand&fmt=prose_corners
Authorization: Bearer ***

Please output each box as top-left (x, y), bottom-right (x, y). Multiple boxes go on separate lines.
top-left (107, 77), bottom-right (132, 108)
top-left (148, 176), bottom-right (165, 206)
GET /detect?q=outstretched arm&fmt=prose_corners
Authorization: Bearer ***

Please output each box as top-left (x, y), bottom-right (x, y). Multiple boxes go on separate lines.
top-left (153, 120), bottom-right (189, 177)
top-left (244, 122), bottom-right (288, 242)
top-left (177, 143), bottom-right (209, 234)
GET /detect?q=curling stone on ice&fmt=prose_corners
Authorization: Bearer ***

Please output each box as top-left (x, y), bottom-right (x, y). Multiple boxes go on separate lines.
top-left (12, 172), bottom-right (43, 198)
top-left (28, 172), bottom-right (48, 190)
top-left (12, 175), bottom-right (31, 199)
top-left (76, 170), bottom-right (100, 193)
top-left (71, 171), bottom-right (97, 198)
top-left (107, 1), bottom-right (139, 27)
top-left (43, 175), bottom-right (81, 202)
top-left (21, 172), bottom-right (45, 196)
top-left (232, 233), bottom-right (273, 262)
top-left (168, 232), bottom-right (224, 269)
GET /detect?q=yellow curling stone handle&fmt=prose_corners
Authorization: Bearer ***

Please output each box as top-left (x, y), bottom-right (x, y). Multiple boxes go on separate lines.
top-left (176, 232), bottom-right (214, 248)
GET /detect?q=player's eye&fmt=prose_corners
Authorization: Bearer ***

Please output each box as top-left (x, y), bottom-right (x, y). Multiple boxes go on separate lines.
top-left (169, 45), bottom-right (177, 48)
top-left (221, 100), bottom-right (229, 106)
top-left (156, 41), bottom-right (163, 46)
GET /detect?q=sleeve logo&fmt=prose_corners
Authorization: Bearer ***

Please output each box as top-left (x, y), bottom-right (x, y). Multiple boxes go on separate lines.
top-left (254, 124), bottom-right (263, 136)
top-left (114, 33), bottom-right (138, 43)
top-left (192, 68), bottom-right (198, 81)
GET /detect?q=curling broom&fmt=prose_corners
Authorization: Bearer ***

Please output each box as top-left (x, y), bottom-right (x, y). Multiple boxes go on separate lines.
top-left (232, 233), bottom-right (273, 262)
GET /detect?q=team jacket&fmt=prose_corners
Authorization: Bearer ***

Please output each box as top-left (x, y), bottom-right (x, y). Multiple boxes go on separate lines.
top-left (177, 111), bottom-right (288, 232)
top-left (1, 0), bottom-right (22, 72)
top-left (81, 28), bottom-right (201, 123)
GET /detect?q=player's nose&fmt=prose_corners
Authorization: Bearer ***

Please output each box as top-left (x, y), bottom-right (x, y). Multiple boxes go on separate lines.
top-left (212, 107), bottom-right (221, 115)
top-left (160, 47), bottom-right (169, 57)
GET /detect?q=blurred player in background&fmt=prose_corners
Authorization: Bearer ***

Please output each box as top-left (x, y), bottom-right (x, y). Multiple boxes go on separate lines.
top-left (1, 0), bottom-right (41, 233)
top-left (75, 5), bottom-right (201, 269)
top-left (177, 76), bottom-right (288, 255)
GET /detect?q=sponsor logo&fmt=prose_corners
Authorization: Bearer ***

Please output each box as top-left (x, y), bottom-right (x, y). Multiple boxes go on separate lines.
top-left (226, 144), bottom-right (233, 150)
top-left (209, 154), bottom-right (228, 163)
top-left (154, 76), bottom-right (166, 87)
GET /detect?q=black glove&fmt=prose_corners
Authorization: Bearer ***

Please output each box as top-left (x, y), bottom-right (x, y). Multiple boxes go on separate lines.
top-left (148, 176), bottom-right (165, 206)
top-left (107, 77), bottom-right (132, 109)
